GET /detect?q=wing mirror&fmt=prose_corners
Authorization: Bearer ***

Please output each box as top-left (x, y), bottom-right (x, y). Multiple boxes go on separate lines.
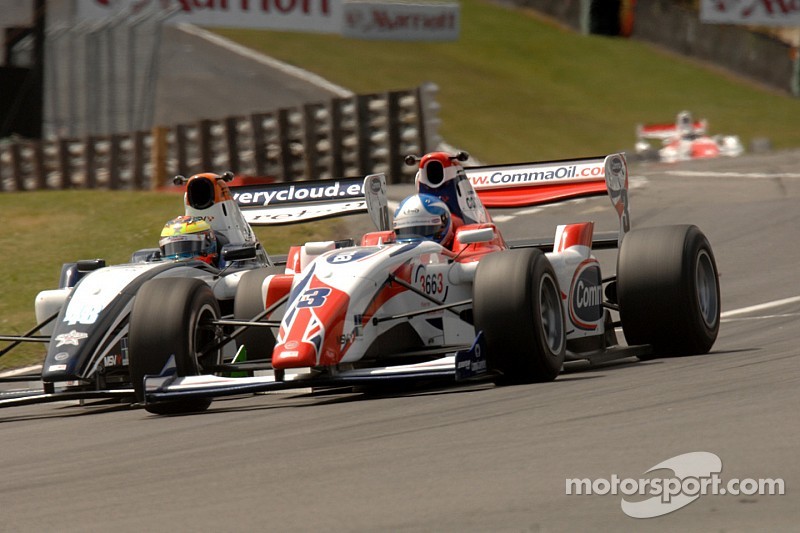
top-left (221, 244), bottom-right (257, 262)
top-left (458, 227), bottom-right (495, 244)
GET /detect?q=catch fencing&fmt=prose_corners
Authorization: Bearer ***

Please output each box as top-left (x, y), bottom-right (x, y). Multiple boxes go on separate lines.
top-left (0, 84), bottom-right (441, 191)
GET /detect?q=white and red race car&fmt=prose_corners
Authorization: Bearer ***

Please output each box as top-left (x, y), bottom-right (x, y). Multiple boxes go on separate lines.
top-left (635, 110), bottom-right (743, 163)
top-left (138, 150), bottom-right (721, 414)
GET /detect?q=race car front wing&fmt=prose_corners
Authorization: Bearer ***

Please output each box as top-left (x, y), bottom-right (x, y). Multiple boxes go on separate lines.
top-left (143, 350), bottom-right (481, 406)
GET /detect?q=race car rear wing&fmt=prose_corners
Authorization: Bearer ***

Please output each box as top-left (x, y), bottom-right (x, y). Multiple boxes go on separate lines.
top-left (230, 153), bottom-right (630, 246)
top-left (637, 120), bottom-right (707, 140)
top-left (501, 153), bottom-right (629, 249)
top-left (230, 176), bottom-right (371, 225)
top-left (637, 111), bottom-right (708, 141)
top-left (468, 153), bottom-right (629, 246)
top-left (464, 156), bottom-right (609, 208)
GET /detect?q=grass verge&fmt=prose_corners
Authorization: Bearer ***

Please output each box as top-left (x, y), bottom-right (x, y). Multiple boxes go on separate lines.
top-left (216, 0), bottom-right (800, 162)
top-left (0, 190), bottom-right (349, 370)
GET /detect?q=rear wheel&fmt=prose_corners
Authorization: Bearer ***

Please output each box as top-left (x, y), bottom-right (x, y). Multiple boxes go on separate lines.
top-left (617, 224), bottom-right (720, 356)
top-left (473, 248), bottom-right (566, 384)
top-left (233, 267), bottom-right (284, 362)
top-left (129, 277), bottom-right (222, 414)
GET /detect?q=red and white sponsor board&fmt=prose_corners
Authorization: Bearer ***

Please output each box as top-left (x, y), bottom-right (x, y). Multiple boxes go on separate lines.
top-left (342, 1), bottom-right (459, 41)
top-left (71, 0), bottom-right (459, 39)
top-left (77, 0), bottom-right (339, 33)
top-left (700, 0), bottom-right (800, 26)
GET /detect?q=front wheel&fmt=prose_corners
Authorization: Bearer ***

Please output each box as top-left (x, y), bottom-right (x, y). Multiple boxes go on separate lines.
top-left (473, 248), bottom-right (566, 384)
top-left (617, 224), bottom-right (720, 356)
top-left (129, 277), bottom-right (222, 414)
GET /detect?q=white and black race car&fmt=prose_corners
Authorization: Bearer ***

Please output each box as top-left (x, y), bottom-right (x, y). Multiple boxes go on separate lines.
top-left (0, 171), bottom-right (280, 407)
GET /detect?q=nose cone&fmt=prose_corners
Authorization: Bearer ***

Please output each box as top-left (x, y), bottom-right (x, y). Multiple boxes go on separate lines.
top-left (272, 341), bottom-right (319, 369)
top-left (273, 278), bottom-right (351, 370)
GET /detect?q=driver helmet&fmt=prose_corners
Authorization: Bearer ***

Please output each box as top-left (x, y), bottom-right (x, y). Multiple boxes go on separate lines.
top-left (393, 194), bottom-right (453, 246)
top-left (159, 215), bottom-right (218, 265)
top-left (677, 110), bottom-right (694, 136)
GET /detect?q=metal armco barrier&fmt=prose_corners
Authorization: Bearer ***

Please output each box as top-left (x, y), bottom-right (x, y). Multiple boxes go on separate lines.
top-left (0, 84), bottom-right (440, 191)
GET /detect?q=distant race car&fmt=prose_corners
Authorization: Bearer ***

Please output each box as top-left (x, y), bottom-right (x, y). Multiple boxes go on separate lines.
top-left (0, 171), bottom-right (278, 408)
top-left (635, 110), bottom-right (743, 163)
top-left (131, 150), bottom-right (721, 415)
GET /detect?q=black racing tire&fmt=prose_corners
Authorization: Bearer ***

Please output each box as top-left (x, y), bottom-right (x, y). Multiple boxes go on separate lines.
top-left (233, 267), bottom-right (284, 362)
top-left (473, 248), bottom-right (566, 384)
top-left (129, 277), bottom-right (222, 415)
top-left (617, 224), bottom-right (720, 356)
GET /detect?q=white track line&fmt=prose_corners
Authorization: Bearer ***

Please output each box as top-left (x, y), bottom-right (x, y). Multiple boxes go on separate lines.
top-left (665, 170), bottom-right (800, 179)
top-left (177, 23), bottom-right (354, 98)
top-left (494, 177), bottom-right (649, 222)
top-left (720, 295), bottom-right (800, 319)
top-left (722, 313), bottom-right (800, 322)
top-left (515, 207), bottom-right (544, 216)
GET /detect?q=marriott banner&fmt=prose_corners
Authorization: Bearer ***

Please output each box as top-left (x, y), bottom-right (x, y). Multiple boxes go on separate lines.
top-left (74, 0), bottom-right (460, 40)
top-left (342, 1), bottom-right (459, 41)
top-left (700, 0), bottom-right (800, 26)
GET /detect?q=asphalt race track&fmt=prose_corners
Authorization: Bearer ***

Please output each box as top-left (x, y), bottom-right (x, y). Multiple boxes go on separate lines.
top-left (2, 151), bottom-right (798, 532)
top-left (153, 25), bottom-right (350, 127)
top-left (3, 22), bottom-right (799, 533)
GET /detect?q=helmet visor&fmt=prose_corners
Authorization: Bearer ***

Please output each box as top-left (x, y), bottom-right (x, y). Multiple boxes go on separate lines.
top-left (159, 234), bottom-right (209, 259)
top-left (395, 224), bottom-right (442, 241)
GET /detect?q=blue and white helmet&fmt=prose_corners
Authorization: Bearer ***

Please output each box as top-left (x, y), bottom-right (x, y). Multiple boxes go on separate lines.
top-left (393, 194), bottom-right (453, 245)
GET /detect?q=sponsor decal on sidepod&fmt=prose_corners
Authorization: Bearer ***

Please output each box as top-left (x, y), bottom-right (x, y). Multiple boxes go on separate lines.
top-left (569, 262), bottom-right (603, 330)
